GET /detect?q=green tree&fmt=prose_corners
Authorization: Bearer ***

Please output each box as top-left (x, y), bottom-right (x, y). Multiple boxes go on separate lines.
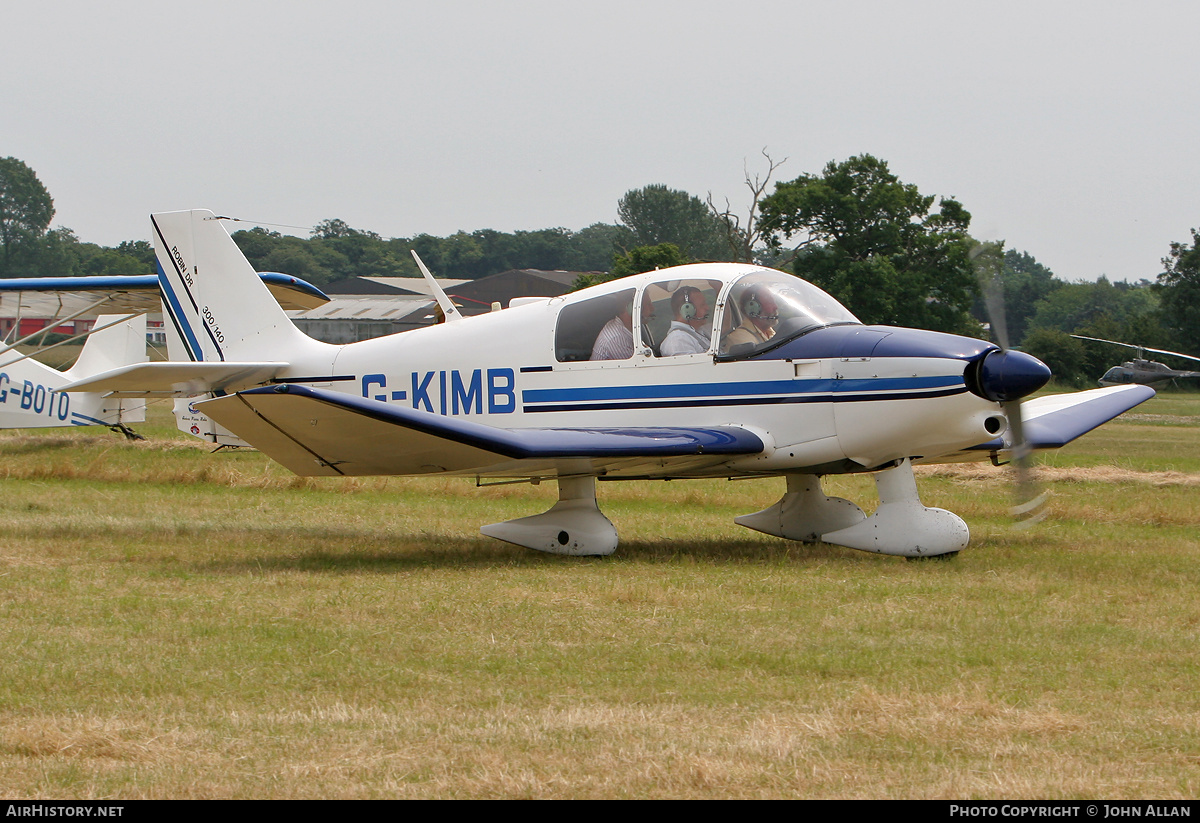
top-left (72, 237), bottom-right (156, 276)
top-left (471, 227), bottom-right (574, 276)
top-left (311, 218), bottom-right (380, 241)
top-left (998, 249), bottom-right (1062, 345)
top-left (970, 245), bottom-right (1069, 347)
top-left (1021, 328), bottom-right (1088, 387)
top-left (611, 243), bottom-right (689, 278)
top-left (574, 243), bottom-right (690, 290)
top-left (1156, 228), bottom-right (1200, 349)
top-left (29, 227), bottom-right (80, 277)
top-left (410, 231), bottom-right (485, 279)
top-left (757, 154), bottom-right (979, 334)
top-left (617, 185), bottom-right (733, 262)
top-left (235, 227), bottom-right (338, 285)
top-left (570, 223), bottom-right (633, 272)
top-left (0, 157), bottom-right (55, 275)
top-left (115, 240), bottom-right (155, 270)
top-left (1028, 276), bottom-right (1159, 338)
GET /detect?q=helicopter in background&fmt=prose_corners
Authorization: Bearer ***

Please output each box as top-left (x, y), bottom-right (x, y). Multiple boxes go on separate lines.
top-left (1070, 335), bottom-right (1200, 387)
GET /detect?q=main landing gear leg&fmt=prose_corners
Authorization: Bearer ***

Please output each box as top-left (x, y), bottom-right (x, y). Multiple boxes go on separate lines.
top-left (481, 475), bottom-right (618, 556)
top-left (819, 458), bottom-right (969, 557)
top-left (735, 474), bottom-right (866, 541)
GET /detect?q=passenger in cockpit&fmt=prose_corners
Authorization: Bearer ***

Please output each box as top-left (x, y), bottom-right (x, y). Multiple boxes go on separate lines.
top-left (660, 287), bottom-right (712, 356)
top-left (590, 298), bottom-right (637, 360)
top-left (590, 298), bottom-right (654, 360)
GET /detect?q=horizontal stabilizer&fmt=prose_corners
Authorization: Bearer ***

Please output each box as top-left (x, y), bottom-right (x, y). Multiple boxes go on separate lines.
top-left (199, 384), bottom-right (764, 478)
top-left (59, 361), bottom-right (287, 397)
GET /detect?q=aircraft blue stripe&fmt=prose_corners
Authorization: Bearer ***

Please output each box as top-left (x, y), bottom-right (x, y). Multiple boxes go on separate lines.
top-left (152, 214), bottom-right (226, 361)
top-left (71, 412), bottom-right (109, 425)
top-left (522, 375), bottom-right (962, 404)
top-left (0, 272), bottom-right (326, 298)
top-left (523, 386), bottom-right (967, 414)
top-left (156, 260), bottom-right (203, 362)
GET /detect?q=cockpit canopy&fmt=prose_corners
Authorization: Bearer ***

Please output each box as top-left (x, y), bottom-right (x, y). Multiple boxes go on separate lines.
top-left (554, 266), bottom-right (860, 363)
top-left (718, 270), bottom-right (860, 358)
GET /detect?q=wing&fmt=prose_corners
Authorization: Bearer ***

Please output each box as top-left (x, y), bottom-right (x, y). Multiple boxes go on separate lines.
top-left (198, 384), bottom-right (765, 479)
top-left (0, 275), bottom-right (164, 315)
top-left (0, 272), bottom-right (329, 315)
top-left (919, 384), bottom-right (1155, 464)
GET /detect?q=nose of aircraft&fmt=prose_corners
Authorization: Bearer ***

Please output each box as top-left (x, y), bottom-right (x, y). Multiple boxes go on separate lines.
top-left (975, 349), bottom-right (1052, 402)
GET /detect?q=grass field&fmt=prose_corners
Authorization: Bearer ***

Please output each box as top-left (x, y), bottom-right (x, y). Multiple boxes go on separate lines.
top-left (0, 386), bottom-right (1197, 799)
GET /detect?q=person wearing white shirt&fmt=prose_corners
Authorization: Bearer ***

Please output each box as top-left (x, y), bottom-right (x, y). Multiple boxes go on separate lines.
top-left (660, 287), bottom-right (712, 356)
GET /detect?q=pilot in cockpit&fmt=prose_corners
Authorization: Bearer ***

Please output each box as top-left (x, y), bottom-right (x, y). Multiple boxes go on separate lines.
top-left (724, 288), bottom-right (779, 350)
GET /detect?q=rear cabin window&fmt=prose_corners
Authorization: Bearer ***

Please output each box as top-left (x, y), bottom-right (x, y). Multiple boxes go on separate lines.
top-left (554, 289), bottom-right (636, 362)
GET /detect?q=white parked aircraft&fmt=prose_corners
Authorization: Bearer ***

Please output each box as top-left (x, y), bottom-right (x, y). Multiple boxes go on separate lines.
top-left (0, 314), bottom-right (147, 433)
top-left (64, 210), bottom-right (1154, 558)
top-left (0, 271), bottom-right (329, 444)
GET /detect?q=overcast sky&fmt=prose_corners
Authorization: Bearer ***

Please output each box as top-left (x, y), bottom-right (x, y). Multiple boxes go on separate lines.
top-left (4, 0), bottom-right (1197, 282)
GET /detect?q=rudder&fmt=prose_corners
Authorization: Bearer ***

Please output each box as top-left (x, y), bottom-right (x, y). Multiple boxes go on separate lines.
top-left (152, 209), bottom-right (304, 363)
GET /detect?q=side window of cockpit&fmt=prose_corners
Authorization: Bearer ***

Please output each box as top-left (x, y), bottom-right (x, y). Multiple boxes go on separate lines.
top-left (720, 281), bottom-right (781, 357)
top-left (554, 289), bottom-right (637, 362)
top-left (648, 279), bottom-right (720, 357)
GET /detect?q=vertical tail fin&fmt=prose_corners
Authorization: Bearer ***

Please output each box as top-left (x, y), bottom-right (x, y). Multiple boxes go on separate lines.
top-left (63, 314), bottom-right (148, 382)
top-left (65, 314), bottom-right (149, 425)
top-left (152, 209), bottom-right (306, 363)
top-left (0, 314), bottom-right (147, 429)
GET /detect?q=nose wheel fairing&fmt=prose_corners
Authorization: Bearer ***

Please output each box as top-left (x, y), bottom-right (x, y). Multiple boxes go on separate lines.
top-left (735, 474), bottom-right (866, 541)
top-left (818, 459), bottom-right (968, 556)
top-left (736, 460), bottom-right (968, 557)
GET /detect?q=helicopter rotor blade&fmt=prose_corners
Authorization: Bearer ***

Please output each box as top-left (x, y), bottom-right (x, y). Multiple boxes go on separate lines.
top-left (1070, 334), bottom-right (1200, 365)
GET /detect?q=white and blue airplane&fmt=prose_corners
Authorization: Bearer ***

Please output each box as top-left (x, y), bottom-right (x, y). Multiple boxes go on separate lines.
top-left (63, 209), bottom-right (1154, 558)
top-left (0, 314), bottom-right (147, 432)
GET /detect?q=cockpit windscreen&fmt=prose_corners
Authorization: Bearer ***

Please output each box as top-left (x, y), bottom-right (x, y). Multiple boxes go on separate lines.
top-left (719, 271), bottom-right (860, 357)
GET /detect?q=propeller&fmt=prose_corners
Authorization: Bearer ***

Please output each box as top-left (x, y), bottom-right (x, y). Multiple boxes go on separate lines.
top-left (971, 243), bottom-right (1048, 526)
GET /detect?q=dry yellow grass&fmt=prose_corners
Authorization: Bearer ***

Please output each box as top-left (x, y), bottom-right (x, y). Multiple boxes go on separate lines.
top-left (920, 462), bottom-right (1200, 486)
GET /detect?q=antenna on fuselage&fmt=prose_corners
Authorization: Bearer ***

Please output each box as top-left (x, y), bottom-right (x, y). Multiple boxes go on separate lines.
top-left (410, 250), bottom-right (464, 323)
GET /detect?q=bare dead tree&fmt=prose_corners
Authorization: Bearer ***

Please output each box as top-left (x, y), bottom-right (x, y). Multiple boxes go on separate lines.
top-left (707, 148), bottom-right (790, 264)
